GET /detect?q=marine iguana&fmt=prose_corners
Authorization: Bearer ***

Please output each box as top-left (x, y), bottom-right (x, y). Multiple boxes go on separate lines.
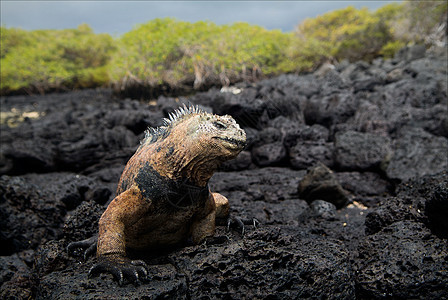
top-left (68, 104), bottom-right (246, 285)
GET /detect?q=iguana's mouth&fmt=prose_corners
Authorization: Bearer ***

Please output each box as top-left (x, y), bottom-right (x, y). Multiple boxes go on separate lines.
top-left (213, 137), bottom-right (246, 148)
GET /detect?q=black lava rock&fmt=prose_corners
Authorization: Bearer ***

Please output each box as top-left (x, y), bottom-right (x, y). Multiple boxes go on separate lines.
top-left (425, 181), bottom-right (448, 238)
top-left (0, 46), bottom-right (446, 298)
top-left (334, 130), bottom-right (392, 171)
top-left (298, 163), bottom-right (349, 209)
top-left (386, 127), bottom-right (448, 182)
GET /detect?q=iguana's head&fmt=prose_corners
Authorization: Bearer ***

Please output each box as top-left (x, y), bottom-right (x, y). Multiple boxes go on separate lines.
top-left (142, 105), bottom-right (246, 184)
top-left (169, 105), bottom-right (246, 158)
top-left (181, 110), bottom-right (246, 158)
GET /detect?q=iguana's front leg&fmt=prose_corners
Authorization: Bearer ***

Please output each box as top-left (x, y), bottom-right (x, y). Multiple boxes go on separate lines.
top-left (190, 193), bottom-right (218, 244)
top-left (190, 192), bottom-right (231, 244)
top-left (91, 186), bottom-right (151, 285)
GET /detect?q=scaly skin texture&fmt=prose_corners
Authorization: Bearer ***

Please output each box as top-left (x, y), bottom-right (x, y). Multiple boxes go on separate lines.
top-left (81, 105), bottom-right (246, 284)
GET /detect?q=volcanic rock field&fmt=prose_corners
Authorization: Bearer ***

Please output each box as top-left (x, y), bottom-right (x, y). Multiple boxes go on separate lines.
top-left (1, 45), bottom-right (447, 299)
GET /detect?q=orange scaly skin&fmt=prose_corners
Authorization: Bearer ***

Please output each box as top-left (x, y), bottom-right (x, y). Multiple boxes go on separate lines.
top-left (69, 105), bottom-right (246, 284)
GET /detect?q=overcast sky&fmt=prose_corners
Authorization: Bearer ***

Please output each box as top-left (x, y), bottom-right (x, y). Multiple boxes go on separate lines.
top-left (2, 1), bottom-right (401, 35)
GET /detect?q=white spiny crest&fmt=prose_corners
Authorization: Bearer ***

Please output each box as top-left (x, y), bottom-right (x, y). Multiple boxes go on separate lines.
top-left (144, 127), bottom-right (157, 139)
top-left (142, 103), bottom-right (205, 145)
top-left (163, 103), bottom-right (204, 127)
top-left (142, 126), bottom-right (162, 144)
top-left (162, 118), bottom-right (171, 126)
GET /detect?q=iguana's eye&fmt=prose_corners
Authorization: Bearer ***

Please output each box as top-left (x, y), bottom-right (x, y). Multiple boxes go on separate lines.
top-left (213, 121), bottom-right (227, 130)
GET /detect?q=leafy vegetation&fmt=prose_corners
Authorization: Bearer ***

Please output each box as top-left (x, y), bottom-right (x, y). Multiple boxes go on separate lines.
top-left (287, 1), bottom-right (446, 72)
top-left (1, 24), bottom-right (115, 94)
top-left (389, 0), bottom-right (448, 46)
top-left (1, 1), bottom-right (446, 96)
top-left (289, 4), bottom-right (404, 71)
top-left (109, 19), bottom-right (294, 93)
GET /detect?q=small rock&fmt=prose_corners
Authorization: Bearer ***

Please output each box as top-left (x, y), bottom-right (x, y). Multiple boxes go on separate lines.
top-left (298, 163), bottom-right (349, 209)
top-left (310, 200), bottom-right (337, 219)
top-left (386, 68), bottom-right (405, 82)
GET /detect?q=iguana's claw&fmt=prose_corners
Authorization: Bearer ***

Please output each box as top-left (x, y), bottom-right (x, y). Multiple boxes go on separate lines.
top-left (227, 216), bottom-right (245, 235)
top-left (83, 242), bottom-right (97, 260)
top-left (89, 258), bottom-right (149, 286)
top-left (252, 218), bottom-right (260, 229)
top-left (67, 236), bottom-right (97, 260)
top-left (227, 217), bottom-right (260, 235)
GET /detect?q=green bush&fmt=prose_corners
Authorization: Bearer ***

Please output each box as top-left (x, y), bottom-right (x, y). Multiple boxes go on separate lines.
top-left (1, 1), bottom-right (445, 96)
top-left (389, 0), bottom-right (447, 46)
top-left (288, 5), bottom-right (403, 72)
top-left (109, 18), bottom-right (294, 92)
top-left (1, 24), bottom-right (115, 94)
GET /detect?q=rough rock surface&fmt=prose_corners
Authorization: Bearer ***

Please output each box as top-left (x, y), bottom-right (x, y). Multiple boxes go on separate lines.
top-left (386, 127), bottom-right (448, 181)
top-left (334, 130), bottom-right (391, 171)
top-left (0, 45), bottom-right (447, 298)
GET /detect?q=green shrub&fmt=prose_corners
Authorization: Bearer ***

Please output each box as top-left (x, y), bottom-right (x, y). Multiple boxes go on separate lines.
top-left (1, 24), bottom-right (115, 94)
top-left (380, 40), bottom-right (406, 58)
top-left (109, 18), bottom-right (294, 92)
top-left (2, 1), bottom-right (444, 96)
top-left (288, 5), bottom-right (404, 72)
top-left (389, 0), bottom-right (448, 46)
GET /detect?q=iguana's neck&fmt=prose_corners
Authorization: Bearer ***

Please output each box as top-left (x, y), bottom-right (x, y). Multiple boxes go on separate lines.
top-left (148, 138), bottom-right (221, 187)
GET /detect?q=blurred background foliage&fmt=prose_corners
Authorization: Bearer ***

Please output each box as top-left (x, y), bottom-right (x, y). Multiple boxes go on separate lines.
top-left (109, 19), bottom-right (294, 97)
top-left (1, 24), bottom-right (115, 94)
top-left (1, 0), bottom-right (446, 96)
